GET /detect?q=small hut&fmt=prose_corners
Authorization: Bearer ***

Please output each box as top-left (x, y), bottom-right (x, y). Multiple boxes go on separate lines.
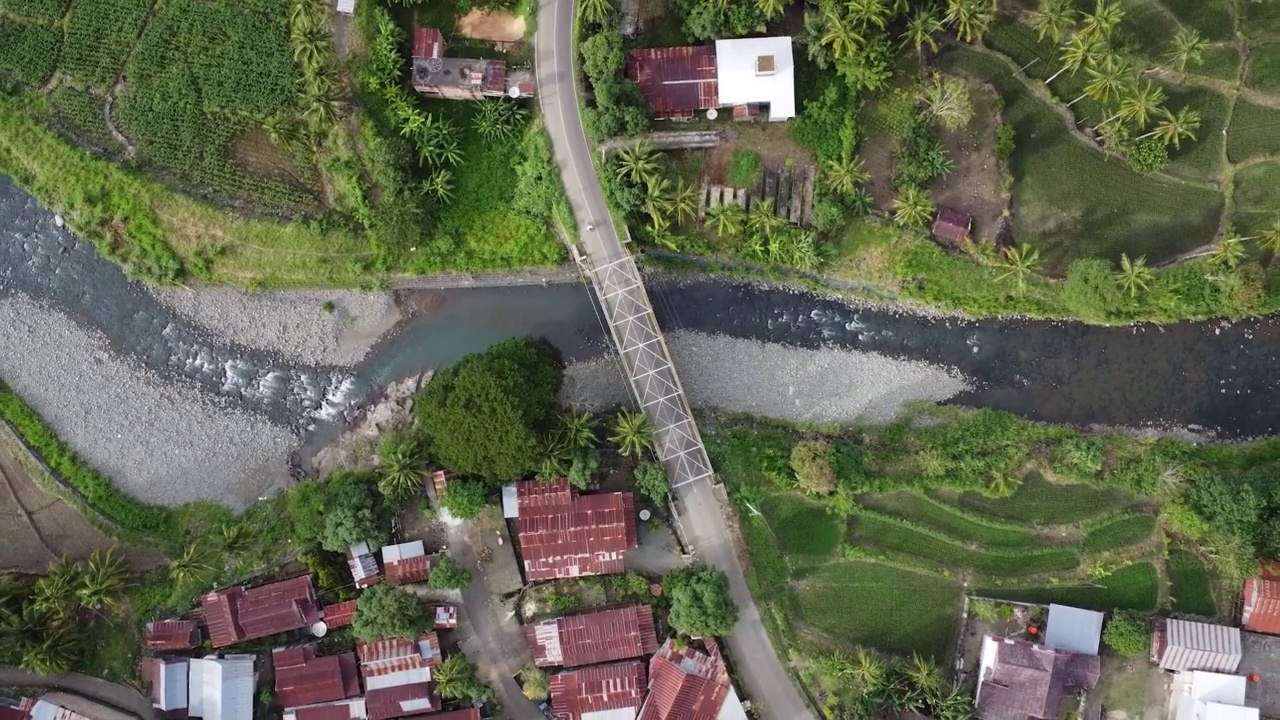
top-left (931, 208), bottom-right (973, 247)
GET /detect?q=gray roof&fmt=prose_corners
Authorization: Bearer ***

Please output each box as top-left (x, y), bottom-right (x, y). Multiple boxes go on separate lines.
top-left (1044, 604), bottom-right (1105, 656)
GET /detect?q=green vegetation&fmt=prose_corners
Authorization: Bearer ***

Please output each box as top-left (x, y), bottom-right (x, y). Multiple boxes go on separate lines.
top-left (952, 475), bottom-right (1138, 525)
top-left (848, 512), bottom-right (1080, 577)
top-left (858, 491), bottom-right (1037, 547)
top-left (1168, 550), bottom-right (1217, 616)
top-left (1233, 162), bottom-right (1280, 234)
top-left (0, 21), bottom-right (60, 87)
top-left (48, 86), bottom-right (118, 151)
top-left (0, 0), bottom-right (67, 21)
top-left (1247, 43), bottom-right (1280, 92)
top-left (60, 0), bottom-right (152, 89)
top-left (665, 566), bottom-right (739, 637)
top-left (427, 556), bottom-right (473, 590)
top-left (1081, 514), bottom-right (1158, 554)
top-left (1226, 99), bottom-right (1280, 163)
top-left (1102, 610), bottom-right (1151, 656)
top-left (727, 150), bottom-right (762, 187)
top-left (353, 584), bottom-right (434, 641)
top-left (980, 561), bottom-right (1161, 611)
top-left (759, 494), bottom-right (842, 558)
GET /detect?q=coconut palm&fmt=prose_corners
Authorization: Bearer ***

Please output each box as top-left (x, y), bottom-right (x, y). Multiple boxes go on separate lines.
top-left (292, 22), bottom-right (333, 71)
top-left (219, 523), bottom-right (254, 556)
top-left (944, 0), bottom-right (995, 44)
top-left (1208, 231), bottom-right (1246, 269)
top-left (169, 542), bottom-right (212, 587)
top-left (262, 112), bottom-right (305, 152)
top-left (1079, 0), bottom-right (1124, 44)
top-left (301, 86), bottom-right (343, 130)
top-left (538, 432), bottom-right (573, 480)
top-left (610, 409), bottom-right (655, 459)
top-left (823, 153), bottom-right (869, 196)
top-left (561, 409), bottom-right (599, 449)
top-left (747, 198), bottom-right (783, 240)
top-left (670, 178), bottom-right (699, 226)
top-left (902, 6), bottom-right (945, 59)
top-left (1166, 28), bottom-right (1207, 72)
top-left (1027, 0), bottom-right (1075, 44)
top-left (892, 186), bottom-right (935, 229)
top-left (1114, 80), bottom-right (1165, 129)
top-left (76, 547), bottom-right (128, 613)
top-left (289, 0), bottom-right (328, 28)
top-left (756, 0), bottom-right (788, 22)
top-left (377, 435), bottom-right (427, 501)
top-left (791, 232), bottom-right (820, 271)
top-left (1047, 32), bottom-right (1101, 84)
top-left (615, 144), bottom-right (659, 185)
top-left (419, 168), bottom-right (455, 203)
top-left (16, 609), bottom-right (77, 675)
top-left (1079, 53), bottom-right (1132, 106)
top-left (650, 226), bottom-right (679, 251)
top-left (997, 243), bottom-right (1041, 291)
top-left (706, 203), bottom-right (745, 237)
top-left (577, 0), bottom-right (615, 25)
top-left (1140, 106), bottom-right (1200, 149)
top-left (433, 654), bottom-right (481, 700)
top-left (820, 8), bottom-right (864, 60)
top-left (924, 75), bottom-right (974, 130)
top-left (1114, 253), bottom-right (1153, 297)
top-left (1258, 214), bottom-right (1280, 256)
top-left (30, 559), bottom-right (77, 621)
top-left (643, 176), bottom-right (674, 223)
top-left (847, 0), bottom-right (890, 31)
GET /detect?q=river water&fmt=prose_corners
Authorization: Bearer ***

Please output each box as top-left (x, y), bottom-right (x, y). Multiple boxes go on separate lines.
top-left (2, 177), bottom-right (1278, 440)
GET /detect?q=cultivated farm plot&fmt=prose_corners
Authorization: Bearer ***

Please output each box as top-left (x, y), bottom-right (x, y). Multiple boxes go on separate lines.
top-left (1196, 45), bottom-right (1244, 81)
top-left (1231, 162), bottom-right (1280, 234)
top-left (978, 561), bottom-right (1160, 611)
top-left (848, 513), bottom-right (1081, 577)
top-left (49, 85), bottom-right (121, 153)
top-left (857, 490), bottom-right (1038, 548)
top-left (759, 493), bottom-right (842, 559)
top-left (1226, 100), bottom-right (1280, 163)
top-left (0, 0), bottom-right (67, 21)
top-left (1167, 549), bottom-right (1217, 617)
top-left (59, 0), bottom-right (152, 90)
top-left (1246, 43), bottom-right (1280, 93)
top-left (1164, 86), bottom-right (1228, 181)
top-left (947, 473), bottom-right (1137, 525)
top-left (1080, 513), bottom-right (1157, 554)
top-left (793, 560), bottom-right (962, 660)
top-left (1162, 0), bottom-right (1234, 40)
top-left (0, 21), bottom-right (61, 88)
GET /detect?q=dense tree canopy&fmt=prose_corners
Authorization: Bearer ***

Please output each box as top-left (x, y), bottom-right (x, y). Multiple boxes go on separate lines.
top-left (353, 584), bottom-right (434, 641)
top-left (289, 471), bottom-right (390, 552)
top-left (1102, 610), bottom-right (1149, 656)
top-left (417, 337), bottom-right (562, 481)
top-left (428, 556), bottom-right (473, 590)
top-left (666, 566), bottom-right (739, 637)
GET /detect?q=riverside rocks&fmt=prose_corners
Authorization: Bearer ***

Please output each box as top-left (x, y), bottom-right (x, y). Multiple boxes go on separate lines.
top-left (310, 371), bottom-right (433, 477)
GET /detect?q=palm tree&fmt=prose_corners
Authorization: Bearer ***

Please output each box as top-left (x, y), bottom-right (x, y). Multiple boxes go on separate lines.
top-left (419, 168), bottom-right (455, 203)
top-left (944, 0), bottom-right (995, 44)
top-left (610, 409), bottom-right (655, 459)
top-left (706, 203), bottom-right (745, 237)
top-left (1114, 253), bottom-right (1153, 297)
top-left (824, 153), bottom-right (869, 196)
top-left (791, 232), bottom-right (820, 271)
top-left (924, 75), bottom-right (974, 130)
top-left (76, 547), bottom-right (128, 613)
top-left (849, 188), bottom-right (874, 217)
top-left (643, 176), bottom-right (674, 224)
top-left (292, 22), bottom-right (333, 71)
top-left (1027, 0), bottom-right (1075, 44)
top-left (1079, 0), bottom-right (1124, 44)
top-left (262, 112), bottom-right (305, 153)
top-left (747, 198), bottom-right (783, 240)
top-left (902, 6), bottom-right (945, 60)
top-left (1140, 106), bottom-right (1200, 149)
top-left (756, 0), bottom-right (788, 22)
top-left (1079, 53), bottom-right (1132, 106)
top-left (670, 178), bottom-right (699, 226)
top-left (289, 0), bottom-right (328, 28)
top-left (892, 186), bottom-right (935, 229)
top-left (1114, 80), bottom-right (1165, 129)
top-left (1258, 214), bottom-right (1280, 257)
top-left (377, 435), bottom-right (427, 501)
top-left (561, 410), bottom-right (599, 449)
top-left (820, 8), bottom-right (864, 60)
top-left (539, 432), bottom-right (573, 480)
top-left (1047, 32), bottom-right (1101, 84)
top-left (905, 653), bottom-right (941, 698)
top-left (577, 0), bottom-right (615, 25)
top-left (650, 226), bottom-right (679, 252)
top-left (16, 609), bottom-right (77, 675)
top-left (847, 0), bottom-right (890, 31)
top-left (615, 144), bottom-right (659, 185)
top-left (997, 243), bottom-right (1041, 291)
top-left (31, 558), bottom-right (77, 621)
top-left (169, 542), bottom-right (212, 587)
top-left (301, 86), bottom-right (343, 130)
top-left (1208, 231), bottom-right (1246, 269)
top-left (219, 523), bottom-right (254, 556)
top-left (985, 473), bottom-right (1021, 497)
top-left (1166, 28), bottom-right (1207, 72)
top-left (850, 647), bottom-right (886, 693)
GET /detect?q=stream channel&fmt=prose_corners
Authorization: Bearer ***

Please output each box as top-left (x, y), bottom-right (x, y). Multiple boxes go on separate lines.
top-left (1, 177), bottom-right (1278, 442)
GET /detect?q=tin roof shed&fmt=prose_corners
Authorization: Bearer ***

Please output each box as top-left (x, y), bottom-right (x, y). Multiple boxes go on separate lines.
top-left (526, 605), bottom-right (658, 668)
top-left (323, 600), bottom-right (358, 629)
top-left (145, 619), bottom-right (200, 652)
top-left (141, 657), bottom-right (189, 712)
top-left (382, 541), bottom-right (433, 585)
top-left (188, 655), bottom-right (255, 720)
top-left (1154, 619), bottom-right (1243, 673)
top-left (1243, 576), bottom-right (1280, 635)
top-left (1044, 605), bottom-right (1104, 656)
top-left (272, 645), bottom-right (361, 710)
top-left (550, 661), bottom-right (647, 720)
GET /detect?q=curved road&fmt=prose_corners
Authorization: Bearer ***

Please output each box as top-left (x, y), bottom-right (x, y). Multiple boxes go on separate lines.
top-left (532, 5), bottom-right (815, 719)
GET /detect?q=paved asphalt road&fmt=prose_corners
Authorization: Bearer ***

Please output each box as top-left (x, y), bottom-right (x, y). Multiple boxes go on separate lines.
top-left (533, 3), bottom-right (815, 719)
top-left (0, 667), bottom-right (154, 718)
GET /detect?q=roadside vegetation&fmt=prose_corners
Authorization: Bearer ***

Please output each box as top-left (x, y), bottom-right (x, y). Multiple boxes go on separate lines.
top-left (0, 0), bottom-right (569, 287)
top-left (707, 407), bottom-right (1277, 715)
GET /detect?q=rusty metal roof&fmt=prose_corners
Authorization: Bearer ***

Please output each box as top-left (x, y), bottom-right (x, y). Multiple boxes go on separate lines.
top-left (638, 639), bottom-right (732, 720)
top-left (931, 208), bottom-right (972, 247)
top-left (550, 661), bottom-right (647, 720)
top-left (383, 542), bottom-right (433, 586)
top-left (145, 620), bottom-right (200, 652)
top-left (1244, 577), bottom-right (1280, 635)
top-left (526, 605), bottom-right (658, 668)
top-left (201, 576), bottom-right (319, 648)
top-left (347, 544), bottom-right (382, 590)
top-left (627, 46), bottom-right (718, 118)
top-left (273, 646), bottom-right (361, 710)
top-left (285, 698), bottom-right (367, 720)
top-left (432, 605), bottom-right (458, 629)
top-left (516, 479), bottom-right (638, 582)
top-left (358, 633), bottom-right (442, 696)
top-left (413, 26), bottom-right (444, 60)
top-left (365, 683), bottom-right (438, 720)
top-left (323, 600), bottom-right (358, 630)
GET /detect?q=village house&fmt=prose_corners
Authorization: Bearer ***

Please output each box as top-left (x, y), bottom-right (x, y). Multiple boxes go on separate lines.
top-left (638, 638), bottom-right (748, 720)
top-left (19, 693), bottom-right (138, 720)
top-left (1042, 604), bottom-right (1104, 656)
top-left (974, 636), bottom-right (1100, 720)
top-left (1242, 562), bottom-right (1280, 635)
top-left (347, 542), bottom-right (382, 590)
top-left (187, 655), bottom-right (256, 720)
top-left (140, 657), bottom-right (188, 718)
top-left (200, 575), bottom-right (321, 648)
top-left (382, 540), bottom-right (433, 585)
top-left (272, 645), bottom-right (362, 712)
top-left (550, 661), bottom-right (648, 720)
top-left (323, 599), bottom-right (359, 630)
top-left (143, 620), bottom-right (200, 653)
top-left (507, 478), bottom-right (638, 582)
top-left (930, 208), bottom-right (974, 248)
top-left (1170, 670), bottom-right (1260, 720)
top-left (410, 27), bottom-right (533, 101)
top-left (357, 633), bottom-right (444, 719)
top-left (526, 605), bottom-right (659, 668)
top-left (627, 37), bottom-right (795, 121)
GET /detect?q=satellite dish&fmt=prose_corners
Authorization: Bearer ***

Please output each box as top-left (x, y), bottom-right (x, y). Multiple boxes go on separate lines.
top-left (426, 57), bottom-right (443, 72)
top-left (706, 108), bottom-right (718, 120)
top-left (508, 86), bottom-right (520, 99)
top-left (310, 622), bottom-right (328, 637)
top-left (639, 509), bottom-right (652, 521)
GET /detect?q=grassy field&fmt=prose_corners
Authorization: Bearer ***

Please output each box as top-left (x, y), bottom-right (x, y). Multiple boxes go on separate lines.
top-left (1198, 45), bottom-right (1244, 80)
top-left (857, 491), bottom-right (1038, 547)
top-left (759, 493), bottom-right (842, 559)
top-left (793, 561), bottom-right (961, 660)
top-left (979, 561), bottom-right (1161, 611)
top-left (1226, 99), bottom-right (1280, 163)
top-left (1232, 162), bottom-right (1280, 234)
top-left (1164, 86), bottom-right (1229, 181)
top-left (849, 513), bottom-right (1081, 577)
top-left (1168, 549), bottom-right (1218, 617)
top-left (1247, 43), bottom-right (1280, 92)
top-left (1081, 514), bottom-right (1158, 554)
top-left (948, 474), bottom-right (1138, 525)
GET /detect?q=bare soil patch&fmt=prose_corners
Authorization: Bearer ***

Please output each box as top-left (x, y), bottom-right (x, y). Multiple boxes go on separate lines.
top-left (928, 81), bottom-right (1007, 244)
top-left (456, 9), bottom-right (526, 42)
top-left (705, 124), bottom-right (814, 185)
top-left (0, 426), bottom-right (163, 575)
top-left (858, 132), bottom-right (898, 212)
top-left (227, 127), bottom-right (317, 196)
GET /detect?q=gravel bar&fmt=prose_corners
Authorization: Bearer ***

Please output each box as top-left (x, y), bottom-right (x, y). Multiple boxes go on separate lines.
top-left (152, 287), bottom-right (399, 366)
top-left (0, 294), bottom-right (296, 509)
top-left (564, 330), bottom-right (973, 424)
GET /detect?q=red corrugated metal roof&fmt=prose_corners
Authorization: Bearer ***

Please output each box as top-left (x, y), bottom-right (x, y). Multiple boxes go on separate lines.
top-left (1244, 577), bottom-right (1280, 635)
top-left (324, 600), bottom-right (358, 629)
top-left (550, 661), bottom-right (647, 720)
top-left (427, 711), bottom-right (480, 720)
top-left (386, 555), bottom-right (433, 586)
top-left (0, 707), bottom-right (25, 720)
top-left (201, 576), bottom-right (319, 647)
top-left (145, 620), bottom-right (200, 651)
top-left (516, 479), bottom-right (638, 582)
top-left (627, 46), bottom-right (718, 118)
top-left (413, 26), bottom-right (444, 60)
top-left (931, 208), bottom-right (972, 247)
top-left (638, 639), bottom-right (731, 720)
top-left (274, 646), bottom-right (362, 709)
top-left (365, 683), bottom-right (438, 720)
top-left (527, 605), bottom-right (658, 668)
top-left (201, 587), bottom-right (244, 649)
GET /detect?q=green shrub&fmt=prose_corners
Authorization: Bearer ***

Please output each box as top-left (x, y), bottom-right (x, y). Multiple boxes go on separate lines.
top-left (995, 124), bottom-right (1016, 160)
top-left (970, 598), bottom-right (1014, 623)
top-left (1103, 610), bottom-right (1149, 656)
top-left (428, 556), bottom-right (473, 590)
top-left (791, 440), bottom-right (837, 495)
top-left (727, 151), bottom-right (762, 187)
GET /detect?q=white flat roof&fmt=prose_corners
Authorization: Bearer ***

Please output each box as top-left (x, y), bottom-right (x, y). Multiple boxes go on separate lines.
top-left (1190, 671), bottom-right (1249, 704)
top-left (714, 37), bottom-right (795, 121)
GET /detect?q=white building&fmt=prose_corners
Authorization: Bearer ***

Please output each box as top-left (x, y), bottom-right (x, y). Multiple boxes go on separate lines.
top-left (188, 655), bottom-right (255, 720)
top-left (713, 37), bottom-right (795, 121)
top-left (1174, 671), bottom-right (1260, 720)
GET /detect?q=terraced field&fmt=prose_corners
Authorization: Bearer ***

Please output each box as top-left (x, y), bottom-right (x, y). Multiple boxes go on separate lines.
top-left (978, 562), bottom-right (1161, 612)
top-left (1168, 549), bottom-right (1218, 617)
top-left (945, 474), bottom-right (1140, 525)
